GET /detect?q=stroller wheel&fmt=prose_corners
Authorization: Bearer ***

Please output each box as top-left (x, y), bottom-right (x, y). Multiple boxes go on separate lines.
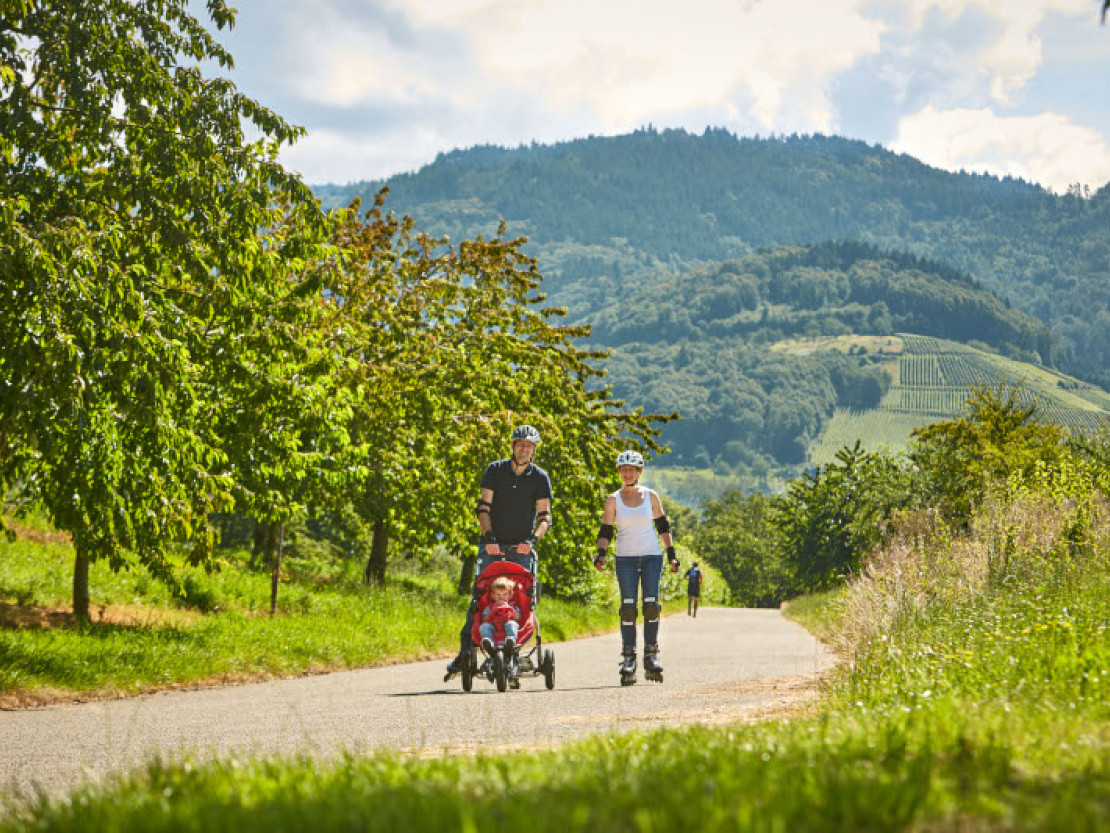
top-left (542, 649), bottom-right (555, 690)
top-left (461, 653), bottom-right (475, 692)
top-left (491, 650), bottom-right (508, 693)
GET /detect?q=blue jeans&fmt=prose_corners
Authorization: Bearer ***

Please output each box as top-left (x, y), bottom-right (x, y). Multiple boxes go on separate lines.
top-left (615, 554), bottom-right (663, 652)
top-left (479, 620), bottom-right (520, 646)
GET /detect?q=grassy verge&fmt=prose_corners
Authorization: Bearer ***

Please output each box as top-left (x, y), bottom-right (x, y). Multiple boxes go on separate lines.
top-left (780, 587), bottom-right (844, 647)
top-left (0, 521), bottom-right (621, 705)
top-left (7, 485), bottom-right (1110, 830)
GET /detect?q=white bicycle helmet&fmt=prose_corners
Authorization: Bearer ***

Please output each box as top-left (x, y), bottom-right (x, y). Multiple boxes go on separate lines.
top-left (616, 450), bottom-right (644, 468)
top-left (510, 424), bottom-right (541, 445)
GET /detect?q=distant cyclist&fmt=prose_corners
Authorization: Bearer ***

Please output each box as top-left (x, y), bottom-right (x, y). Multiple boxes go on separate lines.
top-left (445, 424), bottom-right (552, 680)
top-left (594, 450), bottom-right (678, 685)
top-left (684, 561), bottom-right (704, 617)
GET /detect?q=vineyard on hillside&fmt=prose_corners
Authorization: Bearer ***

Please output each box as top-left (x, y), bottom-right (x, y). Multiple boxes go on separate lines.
top-left (809, 334), bottom-right (1110, 465)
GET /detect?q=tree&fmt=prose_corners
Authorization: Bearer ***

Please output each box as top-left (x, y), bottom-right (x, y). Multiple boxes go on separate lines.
top-left (692, 491), bottom-right (786, 606)
top-left (910, 384), bottom-right (1065, 526)
top-left (771, 442), bottom-right (913, 593)
top-left (0, 1), bottom-right (321, 618)
top-left (325, 194), bottom-right (675, 596)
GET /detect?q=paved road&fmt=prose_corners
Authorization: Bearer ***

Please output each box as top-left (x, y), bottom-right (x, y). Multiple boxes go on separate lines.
top-left (0, 608), bottom-right (834, 798)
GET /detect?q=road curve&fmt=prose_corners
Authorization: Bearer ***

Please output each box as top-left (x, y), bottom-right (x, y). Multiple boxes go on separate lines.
top-left (0, 607), bottom-right (835, 798)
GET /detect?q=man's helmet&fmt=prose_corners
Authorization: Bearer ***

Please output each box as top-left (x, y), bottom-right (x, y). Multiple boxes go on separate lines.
top-left (616, 450), bottom-right (645, 468)
top-left (510, 424), bottom-right (541, 445)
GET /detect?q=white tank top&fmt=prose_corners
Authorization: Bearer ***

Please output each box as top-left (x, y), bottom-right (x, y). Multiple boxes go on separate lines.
top-left (614, 487), bottom-right (662, 557)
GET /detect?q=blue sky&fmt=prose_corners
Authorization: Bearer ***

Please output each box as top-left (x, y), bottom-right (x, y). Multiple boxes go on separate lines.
top-left (210, 0), bottom-right (1110, 192)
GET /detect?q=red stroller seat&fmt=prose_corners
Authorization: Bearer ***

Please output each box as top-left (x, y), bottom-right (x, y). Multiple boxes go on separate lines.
top-left (470, 559), bottom-right (535, 647)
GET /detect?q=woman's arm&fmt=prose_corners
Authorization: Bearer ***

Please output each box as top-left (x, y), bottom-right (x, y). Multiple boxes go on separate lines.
top-left (649, 491), bottom-right (674, 549)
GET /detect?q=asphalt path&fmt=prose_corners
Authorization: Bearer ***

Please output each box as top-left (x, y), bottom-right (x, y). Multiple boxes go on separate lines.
top-left (0, 607), bottom-right (834, 798)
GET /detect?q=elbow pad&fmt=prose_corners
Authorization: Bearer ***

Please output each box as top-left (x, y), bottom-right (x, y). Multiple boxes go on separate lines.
top-left (654, 515), bottom-right (671, 534)
top-left (597, 523), bottom-right (614, 541)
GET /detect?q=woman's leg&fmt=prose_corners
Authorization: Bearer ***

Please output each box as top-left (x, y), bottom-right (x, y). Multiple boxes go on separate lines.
top-left (640, 554), bottom-right (664, 647)
top-left (614, 557), bottom-right (641, 652)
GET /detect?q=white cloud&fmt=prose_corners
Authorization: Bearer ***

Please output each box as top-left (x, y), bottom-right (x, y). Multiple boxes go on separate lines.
top-left (397, 0), bottom-right (885, 132)
top-left (891, 105), bottom-right (1110, 192)
top-left (904, 0), bottom-right (1091, 103)
top-left (281, 1), bottom-right (452, 108)
top-left (279, 129), bottom-right (446, 184)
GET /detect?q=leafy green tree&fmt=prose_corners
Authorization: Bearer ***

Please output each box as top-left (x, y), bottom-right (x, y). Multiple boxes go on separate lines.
top-left (324, 195), bottom-right (674, 596)
top-left (772, 443), bottom-right (913, 593)
top-left (692, 491), bottom-right (786, 606)
top-left (910, 384), bottom-right (1065, 526)
top-left (0, 1), bottom-right (320, 618)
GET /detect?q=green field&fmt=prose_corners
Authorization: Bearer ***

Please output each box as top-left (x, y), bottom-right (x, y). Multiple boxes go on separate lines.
top-left (809, 334), bottom-right (1110, 465)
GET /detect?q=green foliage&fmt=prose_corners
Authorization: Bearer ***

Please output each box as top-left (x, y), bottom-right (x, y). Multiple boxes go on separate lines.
top-left (772, 443), bottom-right (915, 593)
top-left (692, 491), bottom-right (785, 606)
top-left (911, 384), bottom-right (1066, 526)
top-left (0, 0), bottom-right (325, 615)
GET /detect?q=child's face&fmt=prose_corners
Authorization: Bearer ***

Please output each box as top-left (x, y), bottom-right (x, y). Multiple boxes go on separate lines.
top-left (492, 586), bottom-right (511, 603)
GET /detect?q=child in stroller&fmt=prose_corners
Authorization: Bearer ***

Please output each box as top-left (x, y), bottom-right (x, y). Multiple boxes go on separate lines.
top-left (458, 556), bottom-right (555, 692)
top-left (479, 576), bottom-right (522, 651)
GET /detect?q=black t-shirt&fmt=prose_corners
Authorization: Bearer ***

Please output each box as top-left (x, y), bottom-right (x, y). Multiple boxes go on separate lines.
top-left (480, 458), bottom-right (553, 544)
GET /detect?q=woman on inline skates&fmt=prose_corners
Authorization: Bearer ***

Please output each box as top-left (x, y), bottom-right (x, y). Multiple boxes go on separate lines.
top-left (593, 450), bottom-right (678, 685)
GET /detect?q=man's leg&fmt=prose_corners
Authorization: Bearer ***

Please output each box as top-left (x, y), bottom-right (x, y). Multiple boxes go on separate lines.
top-left (447, 548), bottom-right (491, 674)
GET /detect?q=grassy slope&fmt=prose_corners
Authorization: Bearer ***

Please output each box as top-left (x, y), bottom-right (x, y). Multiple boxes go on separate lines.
top-left (5, 486), bottom-right (1110, 831)
top-left (808, 333), bottom-right (1110, 465)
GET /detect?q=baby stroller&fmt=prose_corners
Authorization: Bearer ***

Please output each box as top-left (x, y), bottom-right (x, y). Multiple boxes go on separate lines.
top-left (459, 555), bottom-right (555, 693)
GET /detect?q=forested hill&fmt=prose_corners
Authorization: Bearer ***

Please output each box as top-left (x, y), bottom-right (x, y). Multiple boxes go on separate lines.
top-left (313, 128), bottom-right (1110, 388)
top-left (583, 241), bottom-right (1072, 475)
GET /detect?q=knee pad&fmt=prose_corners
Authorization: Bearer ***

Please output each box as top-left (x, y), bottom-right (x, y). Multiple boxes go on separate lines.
top-left (643, 597), bottom-right (661, 622)
top-left (619, 599), bottom-right (638, 624)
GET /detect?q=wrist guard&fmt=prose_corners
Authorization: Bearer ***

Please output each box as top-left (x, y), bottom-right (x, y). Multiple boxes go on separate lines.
top-left (481, 530), bottom-right (497, 546)
top-left (666, 546), bottom-right (677, 562)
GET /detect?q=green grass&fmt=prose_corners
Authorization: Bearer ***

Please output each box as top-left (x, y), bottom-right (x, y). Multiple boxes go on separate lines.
top-left (7, 487), bottom-right (1110, 830)
top-left (780, 587), bottom-right (844, 646)
top-left (0, 526), bottom-right (621, 702)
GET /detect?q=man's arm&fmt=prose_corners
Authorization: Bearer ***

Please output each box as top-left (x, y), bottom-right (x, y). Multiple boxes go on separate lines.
top-left (476, 486), bottom-right (498, 554)
top-left (532, 497), bottom-right (552, 540)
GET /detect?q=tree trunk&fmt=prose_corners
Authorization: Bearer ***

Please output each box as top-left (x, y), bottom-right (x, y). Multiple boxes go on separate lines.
top-left (253, 520), bottom-right (280, 570)
top-left (73, 546), bottom-right (90, 622)
top-left (269, 523), bottom-right (284, 616)
top-left (363, 520), bottom-right (388, 586)
top-left (251, 519), bottom-right (267, 568)
top-left (457, 550), bottom-right (477, 596)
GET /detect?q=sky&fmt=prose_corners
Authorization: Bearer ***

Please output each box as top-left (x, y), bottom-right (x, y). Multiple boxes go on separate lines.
top-left (209, 0), bottom-right (1110, 193)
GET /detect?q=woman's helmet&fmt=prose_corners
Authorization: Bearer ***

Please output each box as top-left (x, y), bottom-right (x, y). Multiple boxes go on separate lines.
top-left (510, 424), bottom-right (541, 445)
top-left (616, 450), bottom-right (644, 468)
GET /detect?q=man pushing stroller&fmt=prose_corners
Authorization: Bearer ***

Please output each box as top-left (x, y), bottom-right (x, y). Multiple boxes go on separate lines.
top-left (445, 424), bottom-right (552, 680)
